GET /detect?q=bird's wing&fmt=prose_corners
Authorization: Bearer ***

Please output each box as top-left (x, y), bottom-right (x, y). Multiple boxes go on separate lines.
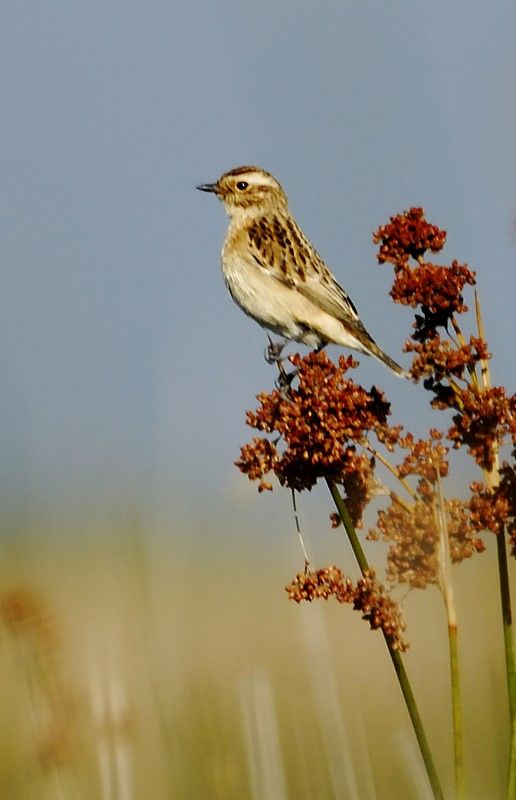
top-left (246, 215), bottom-right (373, 338)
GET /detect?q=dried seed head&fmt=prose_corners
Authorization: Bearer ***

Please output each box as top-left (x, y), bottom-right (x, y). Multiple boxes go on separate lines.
top-left (237, 351), bottom-right (398, 518)
top-left (285, 566), bottom-right (408, 651)
top-left (373, 207), bottom-right (447, 267)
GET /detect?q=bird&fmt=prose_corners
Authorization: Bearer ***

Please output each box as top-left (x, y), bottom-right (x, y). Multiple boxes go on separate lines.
top-left (197, 166), bottom-right (406, 377)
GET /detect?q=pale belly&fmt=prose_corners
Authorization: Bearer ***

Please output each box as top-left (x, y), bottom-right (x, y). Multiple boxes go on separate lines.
top-left (221, 253), bottom-right (364, 351)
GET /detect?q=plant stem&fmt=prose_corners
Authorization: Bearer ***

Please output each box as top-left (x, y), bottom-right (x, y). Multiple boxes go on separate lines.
top-left (363, 441), bottom-right (418, 501)
top-left (326, 479), bottom-right (444, 800)
top-left (508, 709), bottom-right (516, 800)
top-left (448, 623), bottom-right (465, 798)
top-left (496, 528), bottom-right (516, 719)
top-left (326, 479), bottom-right (369, 573)
top-left (498, 524), bottom-right (516, 800)
top-left (493, 514), bottom-right (516, 800)
top-left (435, 472), bottom-right (465, 799)
top-left (450, 314), bottom-right (479, 389)
top-left (475, 291), bottom-right (516, 796)
top-left (475, 290), bottom-right (515, 712)
top-left (474, 290), bottom-right (490, 389)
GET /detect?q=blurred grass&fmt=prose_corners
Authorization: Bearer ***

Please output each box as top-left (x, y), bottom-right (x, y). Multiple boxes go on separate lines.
top-left (0, 519), bottom-right (511, 799)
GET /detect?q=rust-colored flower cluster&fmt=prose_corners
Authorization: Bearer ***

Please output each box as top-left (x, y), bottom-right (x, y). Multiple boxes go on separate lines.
top-left (469, 481), bottom-right (511, 536)
top-left (469, 456), bottom-right (516, 553)
top-left (448, 387), bottom-right (516, 471)
top-left (397, 432), bottom-right (449, 492)
top-left (285, 566), bottom-right (408, 650)
top-left (375, 210), bottom-right (476, 346)
top-left (373, 207), bottom-right (447, 267)
top-left (238, 436), bottom-right (279, 492)
top-left (237, 351), bottom-right (397, 516)
top-left (286, 564), bottom-right (354, 601)
top-left (371, 497), bottom-right (437, 588)
top-left (369, 430), bottom-right (485, 586)
top-left (406, 337), bottom-right (490, 383)
top-left (391, 261), bottom-right (476, 328)
top-left (447, 499), bottom-right (486, 562)
top-left (404, 333), bottom-right (513, 476)
top-left (370, 495), bottom-right (485, 589)
top-left (374, 206), bottom-right (515, 528)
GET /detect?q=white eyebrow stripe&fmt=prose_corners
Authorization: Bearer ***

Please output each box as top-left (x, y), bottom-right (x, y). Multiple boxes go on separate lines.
top-left (224, 168), bottom-right (281, 190)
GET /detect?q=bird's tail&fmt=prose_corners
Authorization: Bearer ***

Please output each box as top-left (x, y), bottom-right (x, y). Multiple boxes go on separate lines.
top-left (365, 339), bottom-right (408, 378)
top-left (351, 330), bottom-right (408, 378)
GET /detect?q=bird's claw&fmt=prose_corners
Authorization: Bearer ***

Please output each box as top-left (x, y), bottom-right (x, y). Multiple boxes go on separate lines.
top-left (275, 366), bottom-right (299, 394)
top-left (265, 337), bottom-right (286, 365)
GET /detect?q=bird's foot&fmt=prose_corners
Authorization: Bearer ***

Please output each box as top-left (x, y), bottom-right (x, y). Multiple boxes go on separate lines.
top-left (264, 336), bottom-right (287, 365)
top-left (264, 336), bottom-right (298, 395)
top-left (275, 366), bottom-right (299, 394)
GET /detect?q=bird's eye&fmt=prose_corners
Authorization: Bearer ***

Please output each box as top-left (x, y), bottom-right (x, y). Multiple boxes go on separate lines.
top-left (236, 181), bottom-right (248, 191)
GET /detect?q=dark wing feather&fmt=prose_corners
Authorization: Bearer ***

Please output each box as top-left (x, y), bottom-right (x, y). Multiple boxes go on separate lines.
top-left (247, 214), bottom-right (374, 341)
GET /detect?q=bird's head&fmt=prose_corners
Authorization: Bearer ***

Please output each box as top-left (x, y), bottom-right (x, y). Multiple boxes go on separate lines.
top-left (197, 166), bottom-right (288, 219)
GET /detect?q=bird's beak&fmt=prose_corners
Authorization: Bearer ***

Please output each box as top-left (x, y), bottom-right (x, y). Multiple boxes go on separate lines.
top-left (196, 182), bottom-right (219, 194)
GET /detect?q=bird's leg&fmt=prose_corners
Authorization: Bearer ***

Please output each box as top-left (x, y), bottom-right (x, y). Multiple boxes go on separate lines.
top-left (276, 367), bottom-right (298, 394)
top-left (264, 336), bottom-right (290, 383)
top-left (264, 336), bottom-right (300, 393)
top-left (264, 336), bottom-right (287, 365)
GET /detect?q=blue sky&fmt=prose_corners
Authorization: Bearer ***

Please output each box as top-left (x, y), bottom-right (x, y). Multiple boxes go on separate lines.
top-left (2, 1), bottom-right (515, 525)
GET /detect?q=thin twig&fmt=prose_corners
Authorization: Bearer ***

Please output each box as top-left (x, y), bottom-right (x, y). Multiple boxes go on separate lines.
top-left (291, 488), bottom-right (310, 570)
top-left (388, 491), bottom-right (414, 515)
top-left (363, 441), bottom-right (418, 502)
top-left (474, 290), bottom-right (490, 388)
top-left (450, 314), bottom-right (479, 389)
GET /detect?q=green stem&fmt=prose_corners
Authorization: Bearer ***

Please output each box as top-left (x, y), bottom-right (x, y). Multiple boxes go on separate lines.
top-left (475, 293), bottom-right (515, 795)
top-left (326, 479), bottom-right (369, 573)
top-left (435, 472), bottom-right (465, 798)
top-left (508, 712), bottom-right (516, 800)
top-left (448, 623), bottom-right (465, 799)
top-left (498, 530), bottom-right (516, 800)
top-left (496, 531), bottom-right (515, 718)
top-left (326, 479), bottom-right (444, 800)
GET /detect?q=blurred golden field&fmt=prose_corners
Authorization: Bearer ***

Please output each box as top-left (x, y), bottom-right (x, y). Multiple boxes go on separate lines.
top-left (0, 517), bottom-right (511, 799)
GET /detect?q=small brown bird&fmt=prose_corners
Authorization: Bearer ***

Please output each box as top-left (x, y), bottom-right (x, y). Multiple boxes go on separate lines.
top-left (197, 166), bottom-right (406, 377)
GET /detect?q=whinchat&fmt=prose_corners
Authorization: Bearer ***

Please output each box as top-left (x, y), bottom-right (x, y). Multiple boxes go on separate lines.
top-left (197, 166), bottom-right (406, 377)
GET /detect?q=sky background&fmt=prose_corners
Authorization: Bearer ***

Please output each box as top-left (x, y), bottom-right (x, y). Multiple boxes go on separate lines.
top-left (2, 1), bottom-right (515, 534)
